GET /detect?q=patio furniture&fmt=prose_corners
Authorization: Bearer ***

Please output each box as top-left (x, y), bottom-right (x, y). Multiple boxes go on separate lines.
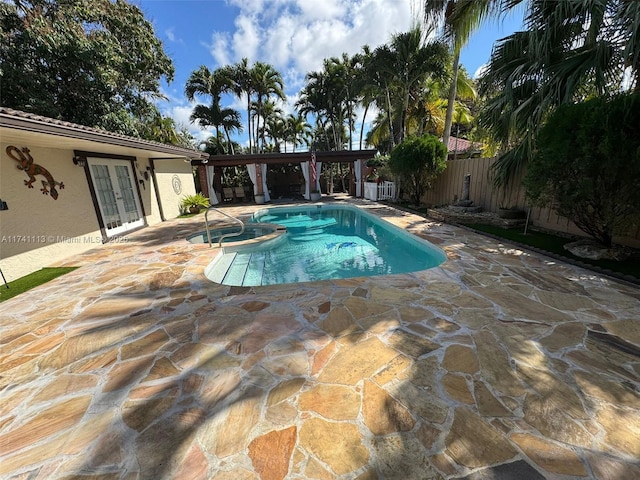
top-left (222, 187), bottom-right (234, 202)
top-left (234, 186), bottom-right (246, 202)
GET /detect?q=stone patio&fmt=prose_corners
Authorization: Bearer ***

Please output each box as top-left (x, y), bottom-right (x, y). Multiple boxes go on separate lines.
top-left (1, 197), bottom-right (639, 479)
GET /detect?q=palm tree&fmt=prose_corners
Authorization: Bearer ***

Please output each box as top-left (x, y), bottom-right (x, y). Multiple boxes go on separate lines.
top-left (286, 113), bottom-right (312, 152)
top-left (185, 65), bottom-right (242, 153)
top-left (387, 26), bottom-right (450, 143)
top-left (251, 61), bottom-right (286, 153)
top-left (479, 0), bottom-right (640, 187)
top-left (423, 0), bottom-right (508, 149)
top-left (227, 58), bottom-right (255, 153)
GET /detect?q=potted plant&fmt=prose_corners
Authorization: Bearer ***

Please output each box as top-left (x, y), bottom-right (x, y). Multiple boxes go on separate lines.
top-left (180, 193), bottom-right (210, 214)
top-left (254, 192), bottom-right (265, 204)
top-left (310, 189), bottom-right (321, 201)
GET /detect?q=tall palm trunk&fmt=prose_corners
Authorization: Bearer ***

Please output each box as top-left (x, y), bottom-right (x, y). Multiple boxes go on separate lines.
top-left (442, 49), bottom-right (459, 149)
top-left (359, 103), bottom-right (370, 149)
top-left (385, 85), bottom-right (395, 148)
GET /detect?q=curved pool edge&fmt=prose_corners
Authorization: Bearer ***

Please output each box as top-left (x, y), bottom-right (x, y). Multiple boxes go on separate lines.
top-left (186, 222), bottom-right (286, 249)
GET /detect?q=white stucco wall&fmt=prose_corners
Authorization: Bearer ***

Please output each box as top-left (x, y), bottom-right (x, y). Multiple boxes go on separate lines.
top-left (0, 143), bottom-right (103, 282)
top-left (1, 139), bottom-right (198, 282)
top-left (152, 159), bottom-right (197, 218)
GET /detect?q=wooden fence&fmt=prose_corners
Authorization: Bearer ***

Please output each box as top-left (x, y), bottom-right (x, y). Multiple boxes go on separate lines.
top-left (421, 157), bottom-right (640, 247)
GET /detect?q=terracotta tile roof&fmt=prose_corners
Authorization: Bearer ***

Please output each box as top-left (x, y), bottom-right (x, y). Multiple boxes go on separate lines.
top-left (0, 107), bottom-right (208, 160)
top-left (446, 135), bottom-right (482, 154)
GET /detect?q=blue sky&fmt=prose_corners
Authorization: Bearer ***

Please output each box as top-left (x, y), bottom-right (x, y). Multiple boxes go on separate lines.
top-left (136, 0), bottom-right (524, 146)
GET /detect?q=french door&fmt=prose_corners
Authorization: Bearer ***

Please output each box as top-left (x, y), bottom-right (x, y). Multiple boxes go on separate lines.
top-left (88, 159), bottom-right (144, 237)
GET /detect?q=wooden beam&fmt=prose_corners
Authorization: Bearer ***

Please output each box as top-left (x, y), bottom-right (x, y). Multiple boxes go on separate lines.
top-left (194, 150), bottom-right (377, 167)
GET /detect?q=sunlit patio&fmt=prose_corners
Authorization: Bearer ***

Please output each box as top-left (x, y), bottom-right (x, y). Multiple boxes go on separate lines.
top-left (1, 197), bottom-right (638, 479)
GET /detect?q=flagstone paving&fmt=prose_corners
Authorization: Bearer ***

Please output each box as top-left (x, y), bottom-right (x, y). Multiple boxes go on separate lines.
top-left (1, 197), bottom-right (639, 479)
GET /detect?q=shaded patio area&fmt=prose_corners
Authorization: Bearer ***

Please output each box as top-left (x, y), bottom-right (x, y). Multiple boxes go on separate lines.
top-left (1, 197), bottom-right (639, 479)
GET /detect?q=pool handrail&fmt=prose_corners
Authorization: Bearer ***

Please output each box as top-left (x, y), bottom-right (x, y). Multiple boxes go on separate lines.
top-left (204, 206), bottom-right (245, 248)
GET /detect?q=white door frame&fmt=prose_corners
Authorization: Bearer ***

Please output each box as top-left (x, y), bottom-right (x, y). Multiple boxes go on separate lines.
top-left (87, 158), bottom-right (145, 238)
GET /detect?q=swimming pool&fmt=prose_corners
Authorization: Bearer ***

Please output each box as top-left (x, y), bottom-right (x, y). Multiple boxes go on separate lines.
top-left (204, 204), bottom-right (446, 286)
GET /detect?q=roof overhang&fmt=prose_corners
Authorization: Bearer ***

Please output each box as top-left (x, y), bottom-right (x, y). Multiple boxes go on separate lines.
top-left (0, 108), bottom-right (209, 161)
top-left (194, 149), bottom-right (378, 167)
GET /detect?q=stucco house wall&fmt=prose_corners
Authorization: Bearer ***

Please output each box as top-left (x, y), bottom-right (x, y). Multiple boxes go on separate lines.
top-left (153, 158), bottom-right (197, 218)
top-left (0, 108), bottom-right (207, 283)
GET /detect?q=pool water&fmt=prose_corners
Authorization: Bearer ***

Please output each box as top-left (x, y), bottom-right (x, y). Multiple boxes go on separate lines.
top-left (205, 205), bottom-right (446, 286)
top-left (187, 224), bottom-right (281, 244)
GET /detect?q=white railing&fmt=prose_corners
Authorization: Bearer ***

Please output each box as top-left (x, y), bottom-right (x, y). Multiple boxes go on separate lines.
top-left (364, 181), bottom-right (396, 201)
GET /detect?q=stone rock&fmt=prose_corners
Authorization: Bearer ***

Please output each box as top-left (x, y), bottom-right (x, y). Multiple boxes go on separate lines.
top-left (212, 468), bottom-right (258, 479)
top-left (442, 345), bottom-right (479, 374)
top-left (417, 423), bottom-right (441, 450)
top-left (564, 239), bottom-right (630, 261)
top-left (342, 296), bottom-right (393, 320)
top-left (311, 341), bottom-right (337, 376)
top-left (304, 456), bottom-right (333, 479)
top-left (299, 418), bottom-right (369, 475)
top-left (473, 381), bottom-right (511, 417)
top-left (535, 290), bottom-right (596, 312)
top-left (452, 460), bottom-right (545, 480)
top-left (511, 433), bottom-right (587, 476)
top-left (266, 401), bottom-right (298, 425)
top-left (267, 378), bottom-right (306, 407)
top-left (585, 451), bottom-right (640, 480)
top-left (388, 380), bottom-right (449, 424)
top-left (523, 394), bottom-right (593, 448)
top-left (372, 433), bottom-right (443, 479)
top-left (538, 323), bottom-right (586, 352)
top-left (173, 444), bottom-right (209, 480)
top-left (573, 370), bottom-right (639, 409)
top-left (388, 329), bottom-right (440, 358)
top-left (596, 404), bottom-right (640, 456)
top-left (471, 286), bottom-right (572, 323)
top-left (516, 363), bottom-right (587, 419)
top-left (136, 407), bottom-right (207, 479)
top-left (445, 407), bottom-right (517, 468)
top-left (363, 380), bottom-right (415, 435)
top-left (318, 306), bottom-right (360, 338)
top-left (298, 384), bottom-right (360, 420)
top-left (248, 426), bottom-right (297, 480)
top-left (317, 337), bottom-right (399, 385)
top-left (372, 354), bottom-right (412, 385)
top-left (473, 330), bottom-right (524, 397)
top-left (213, 391), bottom-right (262, 458)
top-left (123, 397), bottom-right (175, 432)
top-left (442, 374), bottom-right (474, 404)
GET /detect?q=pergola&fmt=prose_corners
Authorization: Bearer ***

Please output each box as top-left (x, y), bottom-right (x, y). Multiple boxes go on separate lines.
top-left (192, 149), bottom-right (378, 203)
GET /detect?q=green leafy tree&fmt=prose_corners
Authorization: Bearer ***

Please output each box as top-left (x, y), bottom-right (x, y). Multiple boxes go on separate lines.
top-left (0, 0), bottom-right (174, 132)
top-left (389, 134), bottom-right (448, 206)
top-left (479, 0), bottom-right (640, 188)
top-left (524, 94), bottom-right (640, 248)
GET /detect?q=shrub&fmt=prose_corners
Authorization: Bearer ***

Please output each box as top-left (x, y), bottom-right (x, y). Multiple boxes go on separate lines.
top-left (180, 193), bottom-right (210, 213)
top-left (524, 94), bottom-right (640, 247)
top-left (389, 134), bottom-right (447, 206)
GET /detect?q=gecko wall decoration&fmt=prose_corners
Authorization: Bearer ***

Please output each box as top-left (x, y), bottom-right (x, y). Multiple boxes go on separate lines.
top-left (6, 146), bottom-right (65, 200)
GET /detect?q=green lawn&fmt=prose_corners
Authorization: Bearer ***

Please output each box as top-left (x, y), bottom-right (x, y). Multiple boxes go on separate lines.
top-left (466, 223), bottom-right (640, 281)
top-left (0, 267), bottom-right (78, 303)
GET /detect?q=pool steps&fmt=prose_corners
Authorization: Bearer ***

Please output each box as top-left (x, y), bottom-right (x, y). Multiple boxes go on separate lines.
top-left (208, 251), bottom-right (267, 286)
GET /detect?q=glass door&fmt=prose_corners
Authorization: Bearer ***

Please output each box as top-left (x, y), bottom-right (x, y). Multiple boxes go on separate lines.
top-left (88, 159), bottom-right (144, 237)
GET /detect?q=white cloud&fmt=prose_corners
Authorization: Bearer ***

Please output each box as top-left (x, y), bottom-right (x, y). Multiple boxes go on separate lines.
top-left (232, 14), bottom-right (261, 60)
top-left (209, 32), bottom-right (231, 66)
top-left (212, 0), bottom-right (415, 76)
top-left (473, 63), bottom-right (488, 79)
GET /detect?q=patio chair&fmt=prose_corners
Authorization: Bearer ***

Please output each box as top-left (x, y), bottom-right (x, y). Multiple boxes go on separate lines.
top-left (223, 187), bottom-right (234, 202)
top-left (234, 186), bottom-right (246, 202)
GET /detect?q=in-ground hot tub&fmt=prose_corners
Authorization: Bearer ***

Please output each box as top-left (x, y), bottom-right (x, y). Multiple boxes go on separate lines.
top-left (186, 223), bottom-right (286, 247)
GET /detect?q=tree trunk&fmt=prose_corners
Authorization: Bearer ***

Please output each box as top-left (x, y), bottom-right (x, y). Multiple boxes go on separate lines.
top-left (360, 103), bottom-right (370, 149)
top-left (442, 50), bottom-right (460, 150)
